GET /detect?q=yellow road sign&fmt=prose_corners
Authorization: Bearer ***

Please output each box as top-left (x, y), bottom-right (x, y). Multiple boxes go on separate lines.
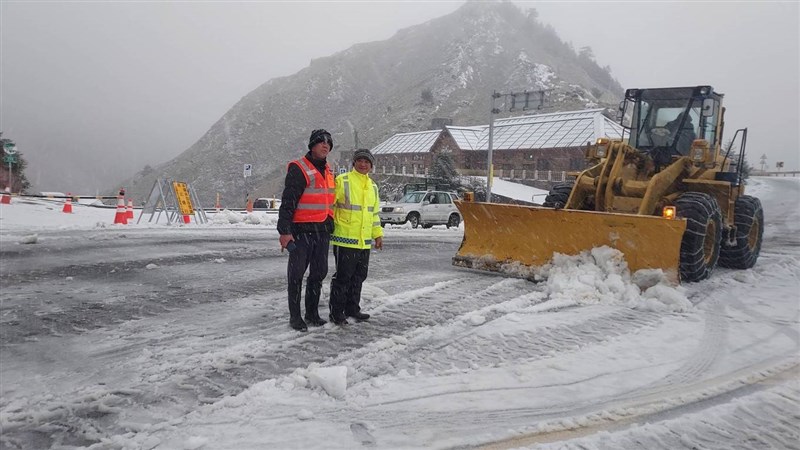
top-left (172, 181), bottom-right (194, 215)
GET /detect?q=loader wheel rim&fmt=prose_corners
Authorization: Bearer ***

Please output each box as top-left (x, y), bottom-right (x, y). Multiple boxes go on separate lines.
top-left (704, 219), bottom-right (717, 265)
top-left (748, 219), bottom-right (761, 249)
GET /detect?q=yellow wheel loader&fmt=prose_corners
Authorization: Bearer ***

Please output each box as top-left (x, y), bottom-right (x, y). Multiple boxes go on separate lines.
top-left (453, 86), bottom-right (763, 283)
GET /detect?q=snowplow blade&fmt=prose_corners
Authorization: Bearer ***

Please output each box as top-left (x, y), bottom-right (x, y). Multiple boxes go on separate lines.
top-left (453, 202), bottom-right (687, 282)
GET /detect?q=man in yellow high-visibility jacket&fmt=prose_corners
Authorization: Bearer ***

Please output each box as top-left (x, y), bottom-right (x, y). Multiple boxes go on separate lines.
top-left (328, 149), bottom-right (383, 325)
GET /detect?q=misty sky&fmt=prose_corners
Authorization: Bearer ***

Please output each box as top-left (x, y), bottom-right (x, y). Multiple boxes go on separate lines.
top-left (1, 1), bottom-right (798, 194)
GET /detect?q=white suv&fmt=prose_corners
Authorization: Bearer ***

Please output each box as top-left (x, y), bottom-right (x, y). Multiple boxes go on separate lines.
top-left (379, 191), bottom-right (461, 229)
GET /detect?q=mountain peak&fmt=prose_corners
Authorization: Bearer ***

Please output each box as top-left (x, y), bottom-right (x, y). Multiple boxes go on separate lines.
top-left (122, 1), bottom-right (622, 206)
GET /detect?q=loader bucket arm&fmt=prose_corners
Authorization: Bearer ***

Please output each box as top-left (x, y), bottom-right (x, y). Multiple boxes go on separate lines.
top-left (453, 201), bottom-right (687, 283)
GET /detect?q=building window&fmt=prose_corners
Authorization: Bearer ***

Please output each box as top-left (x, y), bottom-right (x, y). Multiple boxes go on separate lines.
top-left (537, 159), bottom-right (551, 171)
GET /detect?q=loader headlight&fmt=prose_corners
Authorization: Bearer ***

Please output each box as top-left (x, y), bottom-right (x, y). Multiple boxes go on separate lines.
top-left (594, 138), bottom-right (609, 158)
top-left (689, 139), bottom-right (711, 165)
top-left (662, 206), bottom-right (676, 220)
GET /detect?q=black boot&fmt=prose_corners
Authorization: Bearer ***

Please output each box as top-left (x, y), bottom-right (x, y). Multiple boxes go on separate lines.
top-left (305, 315), bottom-right (327, 327)
top-left (290, 317), bottom-right (308, 332)
top-left (304, 278), bottom-right (326, 326)
top-left (288, 281), bottom-right (306, 331)
top-left (347, 311), bottom-right (371, 322)
top-left (329, 313), bottom-right (349, 326)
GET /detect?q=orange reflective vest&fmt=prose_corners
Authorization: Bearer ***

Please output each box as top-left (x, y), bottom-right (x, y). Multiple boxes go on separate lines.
top-left (289, 157), bottom-right (335, 223)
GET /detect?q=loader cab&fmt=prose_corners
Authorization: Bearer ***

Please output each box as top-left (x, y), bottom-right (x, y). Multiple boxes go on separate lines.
top-left (620, 86), bottom-right (723, 163)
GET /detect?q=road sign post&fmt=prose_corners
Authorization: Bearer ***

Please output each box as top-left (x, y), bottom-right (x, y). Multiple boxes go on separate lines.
top-left (3, 143), bottom-right (16, 190)
top-left (243, 164), bottom-right (253, 208)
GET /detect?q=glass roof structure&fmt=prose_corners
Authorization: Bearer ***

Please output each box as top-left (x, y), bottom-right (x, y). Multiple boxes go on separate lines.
top-left (476, 109), bottom-right (624, 151)
top-left (371, 109), bottom-right (624, 155)
top-left (371, 130), bottom-right (441, 155)
top-left (447, 126), bottom-right (484, 151)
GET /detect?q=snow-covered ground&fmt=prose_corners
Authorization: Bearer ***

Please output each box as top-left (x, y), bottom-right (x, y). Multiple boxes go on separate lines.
top-left (0, 177), bottom-right (798, 450)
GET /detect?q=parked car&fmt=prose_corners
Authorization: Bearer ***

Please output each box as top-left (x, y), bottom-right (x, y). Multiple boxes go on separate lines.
top-left (379, 191), bottom-right (461, 229)
top-left (252, 198), bottom-right (278, 209)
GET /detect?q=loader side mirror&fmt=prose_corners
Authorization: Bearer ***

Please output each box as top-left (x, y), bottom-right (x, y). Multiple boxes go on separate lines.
top-left (702, 98), bottom-right (716, 117)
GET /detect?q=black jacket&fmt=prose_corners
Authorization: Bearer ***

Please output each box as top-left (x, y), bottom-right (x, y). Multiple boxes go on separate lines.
top-left (277, 151), bottom-right (335, 235)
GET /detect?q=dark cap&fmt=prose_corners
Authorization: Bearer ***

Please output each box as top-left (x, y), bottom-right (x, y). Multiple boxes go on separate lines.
top-left (308, 129), bottom-right (333, 151)
top-left (352, 148), bottom-right (375, 166)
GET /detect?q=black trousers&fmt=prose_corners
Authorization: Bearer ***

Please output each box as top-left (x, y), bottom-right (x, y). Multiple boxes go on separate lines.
top-left (287, 232), bottom-right (330, 321)
top-left (329, 245), bottom-right (370, 317)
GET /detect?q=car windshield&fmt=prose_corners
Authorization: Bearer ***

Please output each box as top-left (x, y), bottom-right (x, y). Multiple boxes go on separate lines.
top-left (400, 192), bottom-right (426, 203)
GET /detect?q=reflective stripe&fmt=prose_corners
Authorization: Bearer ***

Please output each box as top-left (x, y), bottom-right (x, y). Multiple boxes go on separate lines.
top-left (305, 187), bottom-right (335, 194)
top-left (299, 159), bottom-right (319, 187)
top-left (331, 235), bottom-right (359, 245)
top-left (342, 175), bottom-right (352, 210)
top-left (331, 235), bottom-right (372, 245)
top-left (296, 204), bottom-right (330, 210)
top-left (335, 202), bottom-right (362, 211)
top-left (372, 221), bottom-right (380, 226)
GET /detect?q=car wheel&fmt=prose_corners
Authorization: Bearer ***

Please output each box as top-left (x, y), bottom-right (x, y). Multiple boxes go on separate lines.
top-left (446, 213), bottom-right (460, 229)
top-left (407, 212), bottom-right (420, 229)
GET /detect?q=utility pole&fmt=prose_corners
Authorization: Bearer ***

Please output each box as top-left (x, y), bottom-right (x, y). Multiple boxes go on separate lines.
top-left (485, 89), bottom-right (549, 202)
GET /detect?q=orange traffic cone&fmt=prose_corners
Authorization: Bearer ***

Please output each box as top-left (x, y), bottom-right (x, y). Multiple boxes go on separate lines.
top-left (1, 187), bottom-right (10, 205)
top-left (62, 193), bottom-right (73, 213)
top-left (246, 198), bottom-right (253, 213)
top-left (215, 193), bottom-right (221, 213)
top-left (113, 194), bottom-right (128, 224)
top-left (126, 199), bottom-right (134, 220)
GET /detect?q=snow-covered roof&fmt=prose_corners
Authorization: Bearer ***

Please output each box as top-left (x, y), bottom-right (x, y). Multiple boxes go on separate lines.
top-left (372, 109), bottom-right (624, 155)
top-left (476, 109), bottom-right (624, 151)
top-left (371, 129), bottom-right (441, 155)
top-left (446, 126), bottom-right (483, 151)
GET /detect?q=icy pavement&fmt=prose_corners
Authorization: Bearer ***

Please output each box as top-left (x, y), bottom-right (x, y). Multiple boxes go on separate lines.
top-left (0, 177), bottom-right (798, 449)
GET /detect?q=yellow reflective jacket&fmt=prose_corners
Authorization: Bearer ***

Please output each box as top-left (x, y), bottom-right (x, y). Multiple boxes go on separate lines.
top-left (331, 169), bottom-right (383, 249)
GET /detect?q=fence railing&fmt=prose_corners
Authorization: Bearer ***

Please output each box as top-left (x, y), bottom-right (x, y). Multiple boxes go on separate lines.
top-left (374, 166), bottom-right (568, 182)
top-left (751, 171), bottom-right (799, 177)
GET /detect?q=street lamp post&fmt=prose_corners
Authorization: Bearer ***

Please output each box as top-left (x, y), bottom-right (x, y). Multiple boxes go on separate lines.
top-left (484, 89), bottom-right (549, 202)
top-left (486, 91), bottom-right (501, 202)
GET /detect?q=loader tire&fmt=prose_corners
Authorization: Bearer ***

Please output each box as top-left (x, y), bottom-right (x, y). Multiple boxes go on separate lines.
top-left (719, 195), bottom-right (763, 269)
top-left (543, 182), bottom-right (575, 208)
top-left (675, 192), bottom-right (722, 282)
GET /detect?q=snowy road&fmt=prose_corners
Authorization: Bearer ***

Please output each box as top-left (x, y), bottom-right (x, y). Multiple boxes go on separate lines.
top-left (0, 177), bottom-right (798, 449)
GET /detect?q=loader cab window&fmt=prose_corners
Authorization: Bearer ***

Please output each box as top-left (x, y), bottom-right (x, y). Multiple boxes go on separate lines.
top-left (632, 98), bottom-right (701, 155)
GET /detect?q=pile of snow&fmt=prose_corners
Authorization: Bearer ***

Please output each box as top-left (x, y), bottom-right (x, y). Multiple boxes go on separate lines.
top-left (208, 209), bottom-right (278, 226)
top-left (501, 246), bottom-right (691, 312)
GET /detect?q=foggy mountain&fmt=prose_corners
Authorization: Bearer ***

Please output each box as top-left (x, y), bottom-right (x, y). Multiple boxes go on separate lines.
top-left (121, 1), bottom-right (623, 206)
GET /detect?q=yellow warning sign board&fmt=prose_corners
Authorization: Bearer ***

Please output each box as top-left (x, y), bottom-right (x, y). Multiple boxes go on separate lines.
top-left (172, 181), bottom-right (194, 215)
